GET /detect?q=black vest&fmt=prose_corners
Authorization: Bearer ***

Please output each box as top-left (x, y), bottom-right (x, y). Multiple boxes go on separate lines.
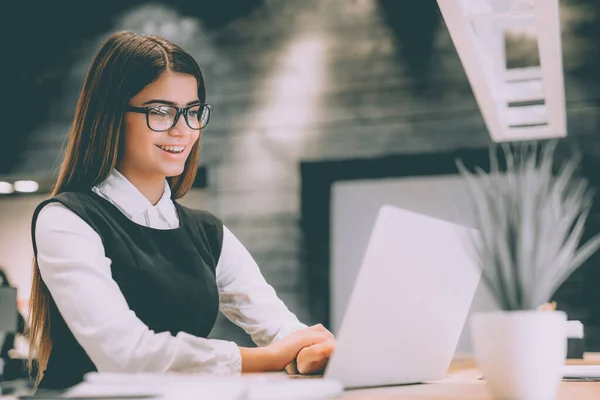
top-left (31, 191), bottom-right (223, 390)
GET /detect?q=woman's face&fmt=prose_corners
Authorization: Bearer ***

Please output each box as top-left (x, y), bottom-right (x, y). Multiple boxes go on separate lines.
top-left (120, 70), bottom-right (201, 182)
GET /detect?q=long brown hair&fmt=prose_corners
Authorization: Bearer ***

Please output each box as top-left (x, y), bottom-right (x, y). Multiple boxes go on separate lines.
top-left (26, 31), bottom-right (207, 384)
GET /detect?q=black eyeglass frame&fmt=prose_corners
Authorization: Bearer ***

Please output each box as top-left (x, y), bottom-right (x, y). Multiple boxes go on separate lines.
top-left (125, 103), bottom-right (213, 132)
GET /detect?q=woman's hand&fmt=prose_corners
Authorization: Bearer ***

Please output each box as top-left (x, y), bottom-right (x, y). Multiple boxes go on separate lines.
top-left (264, 324), bottom-right (333, 371)
top-left (296, 337), bottom-right (336, 375)
top-left (240, 324), bottom-right (334, 373)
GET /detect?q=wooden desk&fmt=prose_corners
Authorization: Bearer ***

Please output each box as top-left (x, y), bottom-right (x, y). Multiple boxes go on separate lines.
top-left (1, 356), bottom-right (598, 399)
top-left (340, 354), bottom-right (600, 399)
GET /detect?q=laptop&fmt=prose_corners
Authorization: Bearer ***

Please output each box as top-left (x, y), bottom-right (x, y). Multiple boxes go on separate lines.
top-left (323, 205), bottom-right (481, 389)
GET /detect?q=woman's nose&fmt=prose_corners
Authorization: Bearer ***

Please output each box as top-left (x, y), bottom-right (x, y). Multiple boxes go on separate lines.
top-left (169, 114), bottom-right (191, 136)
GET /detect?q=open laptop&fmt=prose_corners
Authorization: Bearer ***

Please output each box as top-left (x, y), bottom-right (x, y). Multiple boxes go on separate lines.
top-left (322, 205), bottom-right (481, 389)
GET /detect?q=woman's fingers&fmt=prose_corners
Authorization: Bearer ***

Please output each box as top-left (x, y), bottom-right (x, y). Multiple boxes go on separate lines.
top-left (306, 324), bottom-right (335, 340)
top-left (296, 338), bottom-right (336, 375)
top-left (303, 330), bottom-right (333, 347)
top-left (309, 323), bottom-right (326, 331)
top-left (290, 325), bottom-right (333, 348)
top-left (307, 338), bottom-right (336, 358)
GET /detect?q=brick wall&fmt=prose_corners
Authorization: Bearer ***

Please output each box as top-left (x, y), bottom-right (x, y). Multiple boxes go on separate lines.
top-left (12, 0), bottom-right (600, 346)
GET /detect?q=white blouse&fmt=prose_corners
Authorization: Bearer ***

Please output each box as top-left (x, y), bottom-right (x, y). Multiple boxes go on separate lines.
top-left (34, 169), bottom-right (307, 375)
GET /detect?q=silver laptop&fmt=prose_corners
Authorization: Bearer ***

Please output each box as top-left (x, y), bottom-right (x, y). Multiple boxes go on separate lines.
top-left (323, 205), bottom-right (481, 389)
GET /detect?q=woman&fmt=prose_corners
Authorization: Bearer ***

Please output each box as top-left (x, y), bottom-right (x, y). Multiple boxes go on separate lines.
top-left (28, 31), bottom-right (335, 390)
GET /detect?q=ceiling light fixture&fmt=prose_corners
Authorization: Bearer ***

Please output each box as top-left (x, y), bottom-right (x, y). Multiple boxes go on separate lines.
top-left (436, 0), bottom-right (565, 142)
top-left (0, 182), bottom-right (14, 195)
top-left (14, 180), bottom-right (39, 193)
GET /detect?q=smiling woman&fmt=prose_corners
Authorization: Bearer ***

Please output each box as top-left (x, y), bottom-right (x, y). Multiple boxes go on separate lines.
top-left (119, 71), bottom-right (207, 203)
top-left (26, 31), bottom-right (335, 391)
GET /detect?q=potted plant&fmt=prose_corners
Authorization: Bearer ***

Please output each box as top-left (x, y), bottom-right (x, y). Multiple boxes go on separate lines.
top-left (456, 141), bottom-right (600, 400)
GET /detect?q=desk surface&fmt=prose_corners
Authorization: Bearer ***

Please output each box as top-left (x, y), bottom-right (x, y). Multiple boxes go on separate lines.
top-left (340, 353), bottom-right (600, 399)
top-left (1, 355), bottom-right (598, 399)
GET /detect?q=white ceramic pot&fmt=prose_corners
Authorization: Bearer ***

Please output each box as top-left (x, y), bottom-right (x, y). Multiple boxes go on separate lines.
top-left (471, 310), bottom-right (567, 400)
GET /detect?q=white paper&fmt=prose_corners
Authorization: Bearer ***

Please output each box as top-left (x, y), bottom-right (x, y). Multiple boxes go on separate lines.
top-left (562, 365), bottom-right (600, 378)
top-left (64, 373), bottom-right (343, 400)
top-left (65, 373), bottom-right (251, 400)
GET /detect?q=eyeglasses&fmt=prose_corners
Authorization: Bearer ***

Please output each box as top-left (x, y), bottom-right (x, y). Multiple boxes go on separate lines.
top-left (126, 103), bottom-right (213, 132)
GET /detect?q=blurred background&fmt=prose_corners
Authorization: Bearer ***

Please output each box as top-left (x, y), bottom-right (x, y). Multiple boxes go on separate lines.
top-left (1, 0), bottom-right (600, 356)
